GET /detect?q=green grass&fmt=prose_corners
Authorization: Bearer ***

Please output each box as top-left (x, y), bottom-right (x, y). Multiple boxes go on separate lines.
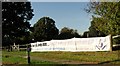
top-left (2, 55), bottom-right (27, 64)
top-left (30, 51), bottom-right (119, 64)
top-left (2, 51), bottom-right (57, 64)
top-left (2, 50), bottom-right (120, 64)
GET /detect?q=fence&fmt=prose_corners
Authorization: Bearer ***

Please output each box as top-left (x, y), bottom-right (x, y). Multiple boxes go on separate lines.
top-left (10, 43), bottom-right (30, 51)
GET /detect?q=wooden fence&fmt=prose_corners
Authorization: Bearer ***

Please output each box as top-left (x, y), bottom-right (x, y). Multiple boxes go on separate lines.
top-left (10, 43), bottom-right (30, 51)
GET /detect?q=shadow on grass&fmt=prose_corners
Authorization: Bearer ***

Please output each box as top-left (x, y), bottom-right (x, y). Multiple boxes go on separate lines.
top-left (98, 59), bottom-right (120, 64)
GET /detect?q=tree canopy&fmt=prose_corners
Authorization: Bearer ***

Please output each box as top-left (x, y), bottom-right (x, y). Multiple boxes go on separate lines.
top-left (58, 27), bottom-right (81, 39)
top-left (2, 2), bottom-right (34, 46)
top-left (86, 2), bottom-right (120, 36)
top-left (33, 17), bottom-right (59, 41)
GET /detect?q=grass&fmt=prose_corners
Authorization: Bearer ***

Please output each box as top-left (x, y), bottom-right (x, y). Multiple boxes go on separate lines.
top-left (30, 51), bottom-right (119, 64)
top-left (2, 51), bottom-right (57, 64)
top-left (2, 55), bottom-right (27, 64)
top-left (2, 50), bottom-right (120, 65)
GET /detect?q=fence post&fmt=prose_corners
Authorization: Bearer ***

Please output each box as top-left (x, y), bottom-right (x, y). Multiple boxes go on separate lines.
top-left (27, 45), bottom-right (31, 64)
top-left (110, 34), bottom-right (112, 51)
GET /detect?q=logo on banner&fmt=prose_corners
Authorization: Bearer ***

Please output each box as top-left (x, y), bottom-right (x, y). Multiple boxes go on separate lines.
top-left (96, 39), bottom-right (106, 50)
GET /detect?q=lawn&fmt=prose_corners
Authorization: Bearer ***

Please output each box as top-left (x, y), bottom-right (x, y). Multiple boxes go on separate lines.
top-left (2, 50), bottom-right (120, 65)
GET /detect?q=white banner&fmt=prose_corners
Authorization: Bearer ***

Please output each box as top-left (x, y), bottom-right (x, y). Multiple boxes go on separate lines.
top-left (31, 35), bottom-right (111, 52)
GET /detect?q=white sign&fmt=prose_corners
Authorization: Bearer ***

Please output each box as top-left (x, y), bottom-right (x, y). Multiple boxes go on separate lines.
top-left (31, 35), bottom-right (111, 52)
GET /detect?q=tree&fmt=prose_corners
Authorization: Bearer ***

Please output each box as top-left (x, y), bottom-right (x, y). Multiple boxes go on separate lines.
top-left (86, 2), bottom-right (120, 36)
top-left (58, 27), bottom-right (81, 39)
top-left (33, 17), bottom-right (59, 41)
top-left (89, 16), bottom-right (106, 37)
top-left (2, 2), bottom-right (34, 46)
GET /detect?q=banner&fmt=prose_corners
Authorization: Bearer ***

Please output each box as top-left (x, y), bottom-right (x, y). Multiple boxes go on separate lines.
top-left (31, 35), bottom-right (111, 52)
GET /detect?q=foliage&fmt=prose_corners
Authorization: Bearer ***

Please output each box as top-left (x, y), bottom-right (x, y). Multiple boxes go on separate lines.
top-left (86, 2), bottom-right (120, 36)
top-left (88, 16), bottom-right (106, 37)
top-left (33, 17), bottom-right (59, 41)
top-left (58, 27), bottom-right (81, 39)
top-left (2, 2), bottom-right (34, 46)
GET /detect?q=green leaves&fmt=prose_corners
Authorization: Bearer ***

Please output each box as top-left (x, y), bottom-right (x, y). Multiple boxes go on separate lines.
top-left (58, 27), bottom-right (81, 39)
top-left (33, 17), bottom-right (59, 41)
top-left (87, 2), bottom-right (120, 36)
top-left (2, 2), bottom-right (34, 46)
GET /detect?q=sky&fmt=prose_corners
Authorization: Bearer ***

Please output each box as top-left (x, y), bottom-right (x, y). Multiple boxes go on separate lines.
top-left (30, 2), bottom-right (92, 35)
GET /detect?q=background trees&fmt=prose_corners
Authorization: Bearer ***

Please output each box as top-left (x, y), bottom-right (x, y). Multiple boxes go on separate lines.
top-left (4, 2), bottom-right (120, 46)
top-left (32, 17), bottom-right (59, 41)
top-left (58, 27), bottom-right (81, 39)
top-left (2, 2), bottom-right (34, 46)
top-left (2, 2), bottom-right (82, 46)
